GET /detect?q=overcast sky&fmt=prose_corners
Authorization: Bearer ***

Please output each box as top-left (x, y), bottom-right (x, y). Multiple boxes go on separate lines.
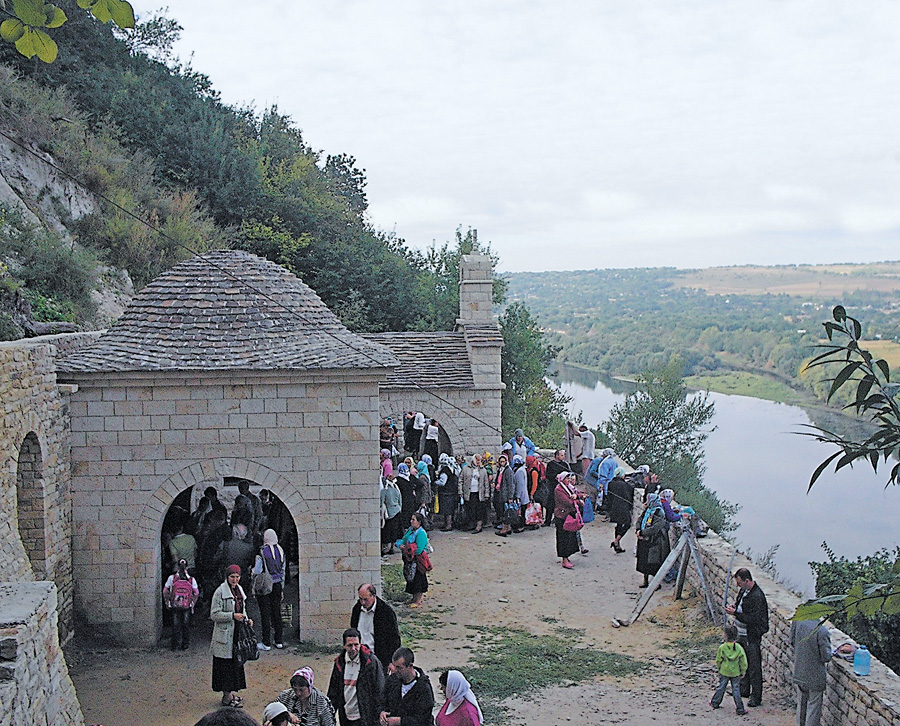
top-left (130, 1), bottom-right (900, 272)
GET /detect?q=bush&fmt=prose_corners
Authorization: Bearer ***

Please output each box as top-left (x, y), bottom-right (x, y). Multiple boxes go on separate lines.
top-left (810, 543), bottom-right (900, 674)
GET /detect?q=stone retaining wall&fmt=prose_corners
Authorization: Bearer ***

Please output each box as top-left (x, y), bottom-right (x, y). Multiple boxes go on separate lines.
top-left (0, 582), bottom-right (84, 726)
top-left (689, 529), bottom-right (900, 725)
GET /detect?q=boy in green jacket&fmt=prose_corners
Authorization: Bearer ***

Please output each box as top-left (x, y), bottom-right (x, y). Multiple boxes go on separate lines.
top-left (711, 624), bottom-right (748, 715)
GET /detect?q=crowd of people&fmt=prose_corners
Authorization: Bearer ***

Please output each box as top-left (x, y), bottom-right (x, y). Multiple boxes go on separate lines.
top-left (170, 411), bottom-right (853, 726)
top-left (193, 580), bottom-right (483, 726)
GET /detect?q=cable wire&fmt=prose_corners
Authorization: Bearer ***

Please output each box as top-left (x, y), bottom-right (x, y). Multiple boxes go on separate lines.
top-left (0, 127), bottom-right (507, 438)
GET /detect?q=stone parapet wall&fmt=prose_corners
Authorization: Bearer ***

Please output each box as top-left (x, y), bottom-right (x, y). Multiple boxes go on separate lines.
top-left (0, 332), bottom-right (96, 641)
top-left (0, 582), bottom-right (84, 726)
top-left (689, 529), bottom-right (900, 725)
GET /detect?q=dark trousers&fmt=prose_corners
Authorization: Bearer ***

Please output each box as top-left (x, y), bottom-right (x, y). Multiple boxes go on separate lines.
top-left (258, 581), bottom-right (283, 646)
top-left (171, 608), bottom-right (191, 649)
top-left (338, 711), bottom-right (361, 726)
top-left (739, 636), bottom-right (763, 703)
top-left (492, 490), bottom-right (503, 524)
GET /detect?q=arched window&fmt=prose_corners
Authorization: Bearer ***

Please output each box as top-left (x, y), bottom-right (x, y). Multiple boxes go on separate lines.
top-left (16, 432), bottom-right (46, 578)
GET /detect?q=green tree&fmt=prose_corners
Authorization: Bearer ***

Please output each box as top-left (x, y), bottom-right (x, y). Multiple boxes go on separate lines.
top-left (415, 227), bottom-right (507, 331)
top-left (499, 301), bottom-right (570, 446)
top-left (601, 359), bottom-right (736, 532)
top-left (794, 306), bottom-right (900, 630)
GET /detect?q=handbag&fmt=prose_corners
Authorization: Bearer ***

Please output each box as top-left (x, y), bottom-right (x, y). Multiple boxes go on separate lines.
top-left (524, 502), bottom-right (543, 526)
top-left (252, 549), bottom-right (274, 596)
top-left (233, 619), bottom-right (259, 664)
top-left (563, 508), bottom-right (584, 532)
top-left (582, 498), bottom-right (595, 523)
top-left (504, 501), bottom-right (519, 526)
top-left (403, 559), bottom-right (418, 582)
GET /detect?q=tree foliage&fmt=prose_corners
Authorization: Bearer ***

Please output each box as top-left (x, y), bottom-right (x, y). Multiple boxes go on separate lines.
top-left (499, 301), bottom-right (570, 447)
top-left (0, 0), bottom-right (133, 63)
top-left (602, 360), bottom-right (736, 533)
top-left (798, 543), bottom-right (900, 674)
top-left (793, 305), bottom-right (900, 632)
top-left (801, 305), bottom-right (900, 489)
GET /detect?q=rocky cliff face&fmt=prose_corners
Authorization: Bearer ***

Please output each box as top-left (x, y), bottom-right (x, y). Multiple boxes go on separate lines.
top-left (0, 134), bottom-right (132, 336)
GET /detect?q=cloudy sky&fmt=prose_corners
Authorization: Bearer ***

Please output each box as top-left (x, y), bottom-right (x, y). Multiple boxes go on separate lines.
top-left (130, 1), bottom-right (900, 272)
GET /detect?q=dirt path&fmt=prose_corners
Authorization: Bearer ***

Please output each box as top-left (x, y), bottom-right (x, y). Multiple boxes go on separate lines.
top-left (68, 521), bottom-right (795, 725)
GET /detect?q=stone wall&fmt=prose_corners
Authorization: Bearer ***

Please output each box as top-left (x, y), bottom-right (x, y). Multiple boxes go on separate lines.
top-left (0, 582), bottom-right (84, 726)
top-left (689, 529), bottom-right (900, 725)
top-left (378, 388), bottom-right (503, 458)
top-left (61, 368), bottom-right (385, 645)
top-left (0, 332), bottom-right (98, 641)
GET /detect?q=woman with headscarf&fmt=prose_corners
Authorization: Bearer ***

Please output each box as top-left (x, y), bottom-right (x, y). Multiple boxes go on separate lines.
top-left (436, 453), bottom-right (461, 531)
top-left (659, 488), bottom-right (681, 526)
top-left (381, 473), bottom-right (403, 555)
top-left (436, 670), bottom-right (484, 726)
top-left (636, 492), bottom-right (675, 588)
top-left (553, 471), bottom-right (583, 569)
top-left (494, 453), bottom-right (515, 537)
top-left (276, 667), bottom-right (334, 726)
top-left (396, 463), bottom-right (417, 535)
top-left (606, 467), bottom-right (635, 554)
top-left (460, 454), bottom-right (490, 533)
top-left (415, 459), bottom-right (433, 515)
top-left (396, 512), bottom-right (430, 606)
top-left (210, 564), bottom-right (253, 708)
top-left (380, 449), bottom-right (393, 479)
top-left (511, 455), bottom-right (530, 533)
top-left (257, 528), bottom-right (286, 650)
top-left (424, 418), bottom-right (441, 462)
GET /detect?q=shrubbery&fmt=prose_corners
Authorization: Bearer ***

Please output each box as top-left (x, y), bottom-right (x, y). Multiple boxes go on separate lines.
top-left (810, 543), bottom-right (900, 675)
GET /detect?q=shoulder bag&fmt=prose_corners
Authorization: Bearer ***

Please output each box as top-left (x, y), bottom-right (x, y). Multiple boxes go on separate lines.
top-left (252, 549), bottom-right (274, 596)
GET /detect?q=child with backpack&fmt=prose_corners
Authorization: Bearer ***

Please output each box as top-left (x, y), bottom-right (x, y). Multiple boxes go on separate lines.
top-left (710, 624), bottom-right (748, 715)
top-left (163, 558), bottom-right (199, 651)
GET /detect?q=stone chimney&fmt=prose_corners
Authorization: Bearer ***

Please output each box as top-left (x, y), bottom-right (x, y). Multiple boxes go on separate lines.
top-left (456, 254), bottom-right (503, 389)
top-left (456, 254), bottom-right (495, 327)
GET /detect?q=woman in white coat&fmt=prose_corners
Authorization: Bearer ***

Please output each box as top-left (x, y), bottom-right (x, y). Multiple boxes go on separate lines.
top-left (210, 564), bottom-right (253, 708)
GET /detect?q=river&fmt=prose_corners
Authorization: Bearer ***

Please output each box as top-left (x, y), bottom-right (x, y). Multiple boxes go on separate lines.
top-left (550, 364), bottom-right (900, 597)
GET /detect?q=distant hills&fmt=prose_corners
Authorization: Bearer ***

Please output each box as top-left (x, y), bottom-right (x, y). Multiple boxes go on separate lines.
top-left (505, 262), bottom-right (900, 406)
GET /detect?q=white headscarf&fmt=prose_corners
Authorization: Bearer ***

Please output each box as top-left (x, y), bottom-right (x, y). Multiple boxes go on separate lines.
top-left (263, 528), bottom-right (278, 546)
top-left (444, 670), bottom-right (483, 723)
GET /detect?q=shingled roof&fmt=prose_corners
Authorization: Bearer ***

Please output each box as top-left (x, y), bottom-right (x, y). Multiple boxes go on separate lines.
top-left (58, 250), bottom-right (399, 373)
top-left (361, 332), bottom-right (474, 388)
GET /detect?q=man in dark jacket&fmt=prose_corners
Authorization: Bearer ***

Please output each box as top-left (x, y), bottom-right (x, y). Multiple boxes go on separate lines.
top-left (327, 628), bottom-right (385, 726)
top-left (725, 568), bottom-right (769, 707)
top-left (350, 584), bottom-right (402, 673)
top-left (380, 647), bottom-right (434, 726)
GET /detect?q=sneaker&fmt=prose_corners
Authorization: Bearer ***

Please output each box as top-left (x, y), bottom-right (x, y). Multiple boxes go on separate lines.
top-left (274, 643), bottom-right (284, 649)
top-left (257, 643), bottom-right (271, 651)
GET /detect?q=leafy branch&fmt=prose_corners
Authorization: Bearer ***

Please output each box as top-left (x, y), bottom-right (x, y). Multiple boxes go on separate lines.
top-left (800, 305), bottom-right (900, 490)
top-left (793, 563), bottom-right (900, 623)
top-left (0, 0), bottom-right (134, 62)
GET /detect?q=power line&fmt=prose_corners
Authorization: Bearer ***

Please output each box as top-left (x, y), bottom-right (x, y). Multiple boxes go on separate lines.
top-left (0, 127), bottom-right (508, 439)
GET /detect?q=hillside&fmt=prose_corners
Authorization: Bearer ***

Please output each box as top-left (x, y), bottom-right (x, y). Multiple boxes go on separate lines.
top-left (506, 264), bottom-right (900, 405)
top-left (0, 2), bottom-right (479, 340)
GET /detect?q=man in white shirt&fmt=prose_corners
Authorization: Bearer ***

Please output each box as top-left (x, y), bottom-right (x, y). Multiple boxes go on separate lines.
top-left (327, 627), bottom-right (385, 726)
top-left (350, 584), bottom-right (401, 672)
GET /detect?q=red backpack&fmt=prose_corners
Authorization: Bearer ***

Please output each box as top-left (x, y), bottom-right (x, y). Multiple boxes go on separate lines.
top-left (170, 575), bottom-right (195, 609)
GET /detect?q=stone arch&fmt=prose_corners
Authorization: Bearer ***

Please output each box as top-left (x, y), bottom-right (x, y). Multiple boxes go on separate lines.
top-left (384, 398), bottom-right (467, 456)
top-left (16, 431), bottom-right (46, 579)
top-left (135, 459), bottom-right (314, 641)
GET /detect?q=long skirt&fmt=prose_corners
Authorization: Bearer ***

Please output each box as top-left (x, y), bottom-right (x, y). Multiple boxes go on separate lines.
top-left (405, 568), bottom-right (429, 595)
top-left (437, 489), bottom-right (457, 519)
top-left (555, 518), bottom-right (579, 559)
top-left (381, 514), bottom-right (402, 545)
top-left (468, 493), bottom-right (486, 523)
top-left (211, 627), bottom-right (246, 693)
top-left (423, 438), bottom-right (439, 462)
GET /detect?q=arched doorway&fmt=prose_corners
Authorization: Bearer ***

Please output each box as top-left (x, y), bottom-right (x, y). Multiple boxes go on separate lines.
top-left (157, 480), bottom-right (299, 648)
top-left (16, 432), bottom-right (46, 578)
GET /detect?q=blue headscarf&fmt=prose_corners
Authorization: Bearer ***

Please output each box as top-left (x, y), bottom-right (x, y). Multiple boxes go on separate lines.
top-left (640, 493), bottom-right (663, 531)
top-left (416, 461), bottom-right (430, 482)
